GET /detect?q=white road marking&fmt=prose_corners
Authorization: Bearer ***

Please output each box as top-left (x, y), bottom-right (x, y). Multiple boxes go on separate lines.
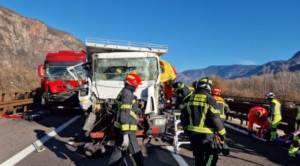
top-left (165, 145), bottom-right (189, 166)
top-left (0, 115), bottom-right (81, 166)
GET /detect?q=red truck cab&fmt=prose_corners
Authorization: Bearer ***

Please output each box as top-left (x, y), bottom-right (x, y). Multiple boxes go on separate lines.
top-left (38, 50), bottom-right (87, 110)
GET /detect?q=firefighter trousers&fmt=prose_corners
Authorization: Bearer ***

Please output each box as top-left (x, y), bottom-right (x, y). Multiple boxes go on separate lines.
top-left (188, 133), bottom-right (219, 166)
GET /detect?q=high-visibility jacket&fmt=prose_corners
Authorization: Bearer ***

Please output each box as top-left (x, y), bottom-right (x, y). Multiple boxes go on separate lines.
top-left (289, 129), bottom-right (300, 157)
top-left (247, 106), bottom-right (269, 131)
top-left (269, 99), bottom-right (281, 116)
top-left (213, 95), bottom-right (230, 121)
top-left (114, 84), bottom-right (141, 134)
top-left (181, 89), bottom-right (226, 136)
top-left (173, 81), bottom-right (192, 108)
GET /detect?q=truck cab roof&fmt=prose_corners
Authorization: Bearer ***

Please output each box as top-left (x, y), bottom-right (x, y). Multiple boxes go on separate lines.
top-left (86, 38), bottom-right (168, 57)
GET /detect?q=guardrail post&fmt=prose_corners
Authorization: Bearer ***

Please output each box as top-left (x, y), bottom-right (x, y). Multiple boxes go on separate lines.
top-left (1, 93), bottom-right (5, 102)
top-left (0, 91), bottom-right (34, 116)
top-left (23, 105), bottom-right (28, 112)
top-left (14, 92), bottom-right (18, 101)
top-left (13, 106), bottom-right (17, 115)
top-left (25, 92), bottom-right (29, 99)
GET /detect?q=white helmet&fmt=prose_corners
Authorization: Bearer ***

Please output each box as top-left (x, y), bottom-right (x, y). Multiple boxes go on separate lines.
top-left (266, 92), bottom-right (275, 99)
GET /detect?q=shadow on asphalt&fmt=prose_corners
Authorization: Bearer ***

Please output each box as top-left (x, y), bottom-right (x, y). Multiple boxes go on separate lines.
top-left (226, 121), bottom-right (300, 166)
top-left (29, 107), bottom-right (300, 166)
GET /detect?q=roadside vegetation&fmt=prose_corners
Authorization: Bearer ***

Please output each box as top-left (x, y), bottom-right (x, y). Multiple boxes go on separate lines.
top-left (211, 71), bottom-right (300, 103)
top-left (0, 60), bottom-right (39, 92)
top-left (1, 63), bottom-right (300, 103)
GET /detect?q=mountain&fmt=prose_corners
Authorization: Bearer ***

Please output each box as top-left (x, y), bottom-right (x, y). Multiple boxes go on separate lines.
top-left (179, 51), bottom-right (300, 85)
top-left (0, 6), bottom-right (84, 91)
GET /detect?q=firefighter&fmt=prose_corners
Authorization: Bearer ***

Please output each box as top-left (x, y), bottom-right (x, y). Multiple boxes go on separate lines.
top-left (266, 92), bottom-right (282, 142)
top-left (288, 104), bottom-right (300, 160)
top-left (181, 77), bottom-right (229, 166)
top-left (108, 72), bottom-right (144, 166)
top-left (171, 80), bottom-right (193, 109)
top-left (247, 106), bottom-right (269, 137)
top-left (212, 88), bottom-right (230, 122)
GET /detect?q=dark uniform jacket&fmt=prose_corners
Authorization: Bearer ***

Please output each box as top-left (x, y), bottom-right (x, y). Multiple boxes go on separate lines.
top-left (113, 83), bottom-right (142, 153)
top-left (181, 89), bottom-right (226, 143)
top-left (173, 81), bottom-right (192, 108)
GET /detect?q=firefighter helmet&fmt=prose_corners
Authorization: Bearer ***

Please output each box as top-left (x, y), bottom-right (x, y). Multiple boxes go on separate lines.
top-left (266, 92), bottom-right (275, 99)
top-left (212, 88), bottom-right (221, 96)
top-left (196, 77), bottom-right (213, 92)
top-left (125, 72), bottom-right (142, 88)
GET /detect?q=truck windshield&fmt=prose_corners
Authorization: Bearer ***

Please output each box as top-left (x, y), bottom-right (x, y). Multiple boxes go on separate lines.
top-left (94, 57), bottom-right (158, 81)
top-left (46, 66), bottom-right (87, 80)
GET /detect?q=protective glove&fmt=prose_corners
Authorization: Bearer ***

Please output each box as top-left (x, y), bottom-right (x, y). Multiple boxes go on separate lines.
top-left (221, 142), bottom-right (230, 156)
top-left (216, 135), bottom-right (230, 156)
top-left (120, 134), bottom-right (129, 151)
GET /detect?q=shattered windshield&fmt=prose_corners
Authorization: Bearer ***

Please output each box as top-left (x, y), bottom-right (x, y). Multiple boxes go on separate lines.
top-left (46, 66), bottom-right (87, 80)
top-left (94, 57), bottom-right (158, 81)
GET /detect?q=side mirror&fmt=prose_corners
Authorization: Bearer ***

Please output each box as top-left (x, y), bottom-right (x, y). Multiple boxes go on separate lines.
top-left (38, 64), bottom-right (44, 77)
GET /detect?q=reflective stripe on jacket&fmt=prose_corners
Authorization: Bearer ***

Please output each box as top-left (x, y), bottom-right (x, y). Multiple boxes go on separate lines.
top-left (173, 81), bottom-right (192, 107)
top-left (181, 89), bottom-right (226, 136)
top-left (114, 85), bottom-right (139, 133)
top-left (213, 95), bottom-right (230, 120)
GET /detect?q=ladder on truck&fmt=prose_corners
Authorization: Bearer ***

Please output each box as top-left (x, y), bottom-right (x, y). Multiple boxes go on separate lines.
top-left (86, 38), bottom-right (168, 56)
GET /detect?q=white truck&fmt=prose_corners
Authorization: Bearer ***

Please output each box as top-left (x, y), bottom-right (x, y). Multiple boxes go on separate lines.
top-left (68, 38), bottom-right (172, 155)
top-left (81, 38), bottom-right (167, 114)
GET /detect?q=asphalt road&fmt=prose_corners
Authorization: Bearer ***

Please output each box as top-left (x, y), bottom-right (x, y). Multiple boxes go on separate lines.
top-left (0, 111), bottom-right (299, 166)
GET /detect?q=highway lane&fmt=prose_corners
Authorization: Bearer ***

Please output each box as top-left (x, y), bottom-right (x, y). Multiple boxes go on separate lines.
top-left (1, 112), bottom-right (299, 166)
top-left (0, 110), bottom-right (78, 164)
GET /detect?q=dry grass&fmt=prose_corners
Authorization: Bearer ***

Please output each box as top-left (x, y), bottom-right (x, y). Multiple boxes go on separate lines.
top-left (211, 71), bottom-right (300, 103)
top-left (0, 60), bottom-right (40, 92)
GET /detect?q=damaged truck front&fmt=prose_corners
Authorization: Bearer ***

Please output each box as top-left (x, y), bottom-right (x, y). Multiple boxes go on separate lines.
top-left (68, 38), bottom-right (170, 156)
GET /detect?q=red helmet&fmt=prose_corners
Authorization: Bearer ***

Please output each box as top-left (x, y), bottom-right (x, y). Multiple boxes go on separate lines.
top-left (212, 88), bottom-right (221, 95)
top-left (125, 72), bottom-right (142, 88)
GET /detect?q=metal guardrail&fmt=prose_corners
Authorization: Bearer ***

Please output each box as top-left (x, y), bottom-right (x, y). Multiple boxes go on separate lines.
top-left (225, 96), bottom-right (298, 134)
top-left (0, 91), bottom-right (34, 115)
top-left (0, 90), bottom-right (298, 134)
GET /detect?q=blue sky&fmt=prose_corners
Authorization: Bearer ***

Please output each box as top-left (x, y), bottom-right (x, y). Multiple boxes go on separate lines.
top-left (1, 0), bottom-right (299, 72)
